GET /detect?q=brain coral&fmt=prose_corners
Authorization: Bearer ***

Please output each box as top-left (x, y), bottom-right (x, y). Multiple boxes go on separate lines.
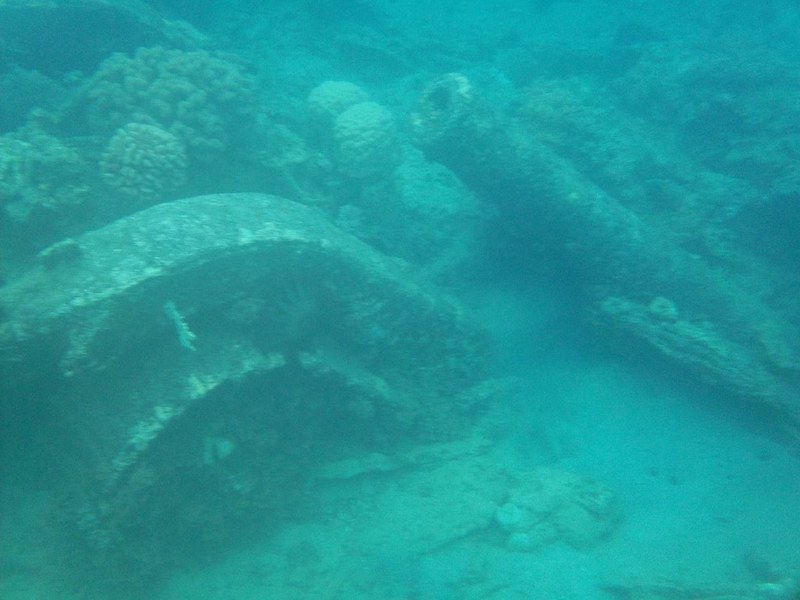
top-left (100, 122), bottom-right (187, 202)
top-left (77, 46), bottom-right (257, 161)
top-left (332, 101), bottom-right (402, 179)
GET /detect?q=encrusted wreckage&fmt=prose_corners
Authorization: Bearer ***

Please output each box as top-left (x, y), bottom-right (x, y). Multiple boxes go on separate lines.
top-left (411, 73), bottom-right (800, 441)
top-left (0, 192), bottom-right (493, 573)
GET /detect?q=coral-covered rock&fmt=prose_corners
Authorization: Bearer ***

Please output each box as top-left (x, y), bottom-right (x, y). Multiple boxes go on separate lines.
top-left (99, 122), bottom-right (187, 202)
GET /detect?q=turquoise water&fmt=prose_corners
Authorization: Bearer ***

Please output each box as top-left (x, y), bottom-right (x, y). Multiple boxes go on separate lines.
top-left (1, 1), bottom-right (799, 598)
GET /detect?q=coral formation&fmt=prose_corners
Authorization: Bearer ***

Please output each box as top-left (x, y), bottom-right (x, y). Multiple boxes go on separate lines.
top-left (332, 100), bottom-right (401, 178)
top-left (99, 122), bottom-right (187, 202)
top-left (354, 146), bottom-right (487, 274)
top-left (307, 80), bottom-right (370, 130)
top-left (75, 46), bottom-right (257, 161)
top-left (0, 121), bottom-right (90, 222)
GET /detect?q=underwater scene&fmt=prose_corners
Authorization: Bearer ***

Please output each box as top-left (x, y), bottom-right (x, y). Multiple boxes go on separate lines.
top-left (1, 0), bottom-right (800, 598)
